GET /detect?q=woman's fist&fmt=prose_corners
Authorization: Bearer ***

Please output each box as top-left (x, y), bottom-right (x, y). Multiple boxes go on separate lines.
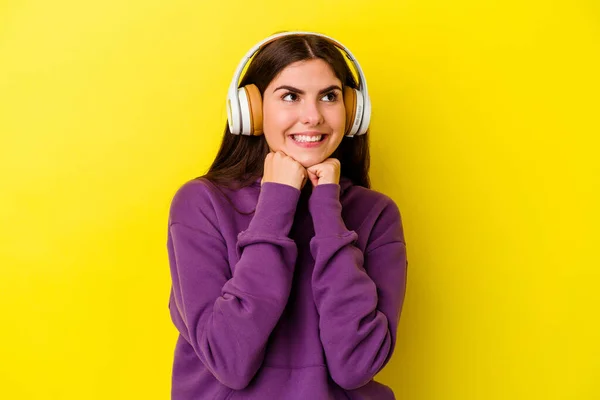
top-left (262, 151), bottom-right (307, 190)
top-left (306, 158), bottom-right (341, 187)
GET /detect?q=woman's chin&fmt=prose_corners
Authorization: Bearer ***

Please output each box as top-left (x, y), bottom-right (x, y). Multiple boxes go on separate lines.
top-left (280, 147), bottom-right (329, 168)
top-left (295, 155), bottom-right (325, 168)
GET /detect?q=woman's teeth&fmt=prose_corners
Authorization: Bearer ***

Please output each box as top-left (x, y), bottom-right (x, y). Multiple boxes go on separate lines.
top-left (292, 135), bottom-right (323, 143)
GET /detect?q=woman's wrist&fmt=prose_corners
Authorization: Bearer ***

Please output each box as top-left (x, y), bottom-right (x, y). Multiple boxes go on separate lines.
top-left (308, 184), bottom-right (349, 237)
top-left (246, 182), bottom-right (300, 237)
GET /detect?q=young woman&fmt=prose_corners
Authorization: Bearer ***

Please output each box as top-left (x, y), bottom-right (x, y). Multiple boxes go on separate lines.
top-left (166, 31), bottom-right (408, 400)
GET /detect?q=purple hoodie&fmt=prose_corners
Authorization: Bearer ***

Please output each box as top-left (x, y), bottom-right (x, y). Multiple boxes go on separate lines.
top-left (167, 176), bottom-right (408, 399)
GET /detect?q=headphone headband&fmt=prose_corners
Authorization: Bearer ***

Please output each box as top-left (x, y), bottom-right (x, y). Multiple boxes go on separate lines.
top-left (227, 31), bottom-right (371, 137)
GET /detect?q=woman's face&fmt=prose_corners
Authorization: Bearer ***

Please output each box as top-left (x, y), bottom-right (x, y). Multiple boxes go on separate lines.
top-left (262, 58), bottom-right (346, 168)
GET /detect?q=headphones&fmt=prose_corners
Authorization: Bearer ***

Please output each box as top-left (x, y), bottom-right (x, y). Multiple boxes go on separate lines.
top-left (226, 31), bottom-right (371, 138)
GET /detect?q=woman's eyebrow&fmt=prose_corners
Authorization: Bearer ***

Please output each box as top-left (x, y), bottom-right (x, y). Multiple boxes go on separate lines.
top-left (273, 85), bottom-right (342, 95)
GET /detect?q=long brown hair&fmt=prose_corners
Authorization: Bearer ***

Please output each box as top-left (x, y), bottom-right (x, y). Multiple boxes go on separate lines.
top-left (200, 33), bottom-right (371, 189)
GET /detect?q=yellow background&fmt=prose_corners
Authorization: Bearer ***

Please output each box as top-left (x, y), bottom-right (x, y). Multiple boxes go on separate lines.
top-left (1, 0), bottom-right (599, 398)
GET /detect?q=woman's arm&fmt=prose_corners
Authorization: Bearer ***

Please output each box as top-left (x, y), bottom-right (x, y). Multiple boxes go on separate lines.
top-left (167, 181), bottom-right (300, 390)
top-left (308, 184), bottom-right (408, 390)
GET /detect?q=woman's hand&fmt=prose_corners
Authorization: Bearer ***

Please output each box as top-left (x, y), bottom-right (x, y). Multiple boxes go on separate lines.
top-left (307, 158), bottom-right (341, 187)
top-left (262, 151), bottom-right (308, 190)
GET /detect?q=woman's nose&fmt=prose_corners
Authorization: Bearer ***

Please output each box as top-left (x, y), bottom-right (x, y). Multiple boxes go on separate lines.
top-left (299, 100), bottom-right (324, 126)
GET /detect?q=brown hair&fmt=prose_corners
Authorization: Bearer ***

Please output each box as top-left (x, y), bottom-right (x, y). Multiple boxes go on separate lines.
top-left (199, 33), bottom-right (371, 189)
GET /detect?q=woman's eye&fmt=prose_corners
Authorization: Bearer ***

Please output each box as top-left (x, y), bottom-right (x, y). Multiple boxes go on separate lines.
top-left (281, 92), bottom-right (339, 102)
top-left (282, 93), bottom-right (298, 102)
top-left (322, 92), bottom-right (338, 102)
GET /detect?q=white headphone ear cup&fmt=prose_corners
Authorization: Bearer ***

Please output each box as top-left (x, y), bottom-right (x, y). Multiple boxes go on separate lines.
top-left (237, 87), bottom-right (252, 135)
top-left (227, 94), bottom-right (240, 134)
top-left (228, 88), bottom-right (245, 135)
top-left (357, 93), bottom-right (371, 135)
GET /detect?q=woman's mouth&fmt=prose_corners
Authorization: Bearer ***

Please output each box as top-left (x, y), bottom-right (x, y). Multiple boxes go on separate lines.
top-left (292, 134), bottom-right (325, 143)
top-left (289, 133), bottom-right (327, 148)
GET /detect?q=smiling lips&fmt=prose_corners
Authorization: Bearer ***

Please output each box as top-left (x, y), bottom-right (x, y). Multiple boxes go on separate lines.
top-left (289, 132), bottom-right (327, 147)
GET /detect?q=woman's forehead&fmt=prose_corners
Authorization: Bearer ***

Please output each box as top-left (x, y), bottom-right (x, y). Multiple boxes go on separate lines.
top-left (269, 59), bottom-right (341, 86)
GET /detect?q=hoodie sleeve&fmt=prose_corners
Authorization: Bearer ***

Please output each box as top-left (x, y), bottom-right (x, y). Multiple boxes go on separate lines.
top-left (167, 181), bottom-right (300, 390)
top-left (308, 184), bottom-right (408, 390)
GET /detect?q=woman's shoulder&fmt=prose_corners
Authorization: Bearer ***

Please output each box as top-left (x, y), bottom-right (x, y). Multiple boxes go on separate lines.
top-left (168, 178), bottom-right (229, 226)
top-left (342, 183), bottom-right (406, 244)
top-left (343, 181), bottom-right (399, 214)
top-left (169, 177), bottom-right (259, 225)
top-left (171, 177), bottom-right (220, 207)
